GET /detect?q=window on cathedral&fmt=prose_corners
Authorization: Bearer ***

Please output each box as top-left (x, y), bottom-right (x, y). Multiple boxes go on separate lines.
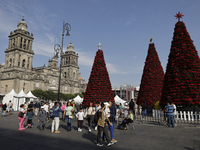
top-left (20, 37), bottom-right (23, 48)
top-left (64, 72), bottom-right (66, 78)
top-left (10, 59), bottom-right (12, 67)
top-left (5, 85), bottom-right (8, 92)
top-left (22, 59), bottom-right (25, 67)
top-left (27, 40), bottom-right (30, 50)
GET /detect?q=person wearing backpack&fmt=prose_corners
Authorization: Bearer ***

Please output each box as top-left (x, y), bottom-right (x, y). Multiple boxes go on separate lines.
top-left (51, 102), bottom-right (62, 133)
top-left (37, 106), bottom-right (47, 130)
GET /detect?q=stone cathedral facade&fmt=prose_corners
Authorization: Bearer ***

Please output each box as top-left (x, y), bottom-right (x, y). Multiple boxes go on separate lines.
top-left (0, 18), bottom-right (86, 95)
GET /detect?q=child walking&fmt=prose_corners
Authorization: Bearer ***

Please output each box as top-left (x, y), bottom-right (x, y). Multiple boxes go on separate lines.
top-left (76, 108), bottom-right (84, 132)
top-left (26, 109), bottom-right (34, 128)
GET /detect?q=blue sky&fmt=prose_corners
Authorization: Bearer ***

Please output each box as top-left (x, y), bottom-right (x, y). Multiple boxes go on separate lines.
top-left (0, 0), bottom-right (200, 88)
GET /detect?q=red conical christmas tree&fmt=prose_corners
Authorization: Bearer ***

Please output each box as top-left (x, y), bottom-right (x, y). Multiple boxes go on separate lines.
top-left (83, 48), bottom-right (114, 106)
top-left (137, 40), bottom-right (164, 106)
top-left (160, 12), bottom-right (200, 106)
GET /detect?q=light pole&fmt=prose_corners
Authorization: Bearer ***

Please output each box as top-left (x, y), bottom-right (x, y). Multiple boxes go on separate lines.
top-left (54, 21), bottom-right (71, 101)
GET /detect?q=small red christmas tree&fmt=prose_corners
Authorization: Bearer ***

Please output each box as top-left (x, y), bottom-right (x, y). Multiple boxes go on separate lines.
top-left (82, 47), bottom-right (114, 106)
top-left (160, 12), bottom-right (200, 106)
top-left (137, 39), bottom-right (164, 106)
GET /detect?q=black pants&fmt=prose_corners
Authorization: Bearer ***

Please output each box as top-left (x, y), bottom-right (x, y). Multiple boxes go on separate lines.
top-left (97, 124), bottom-right (111, 144)
top-left (87, 115), bottom-right (94, 129)
top-left (78, 120), bottom-right (83, 129)
top-left (122, 119), bottom-right (133, 128)
top-left (27, 119), bottom-right (32, 125)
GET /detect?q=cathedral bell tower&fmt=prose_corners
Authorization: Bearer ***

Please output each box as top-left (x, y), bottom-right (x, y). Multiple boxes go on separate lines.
top-left (4, 17), bottom-right (34, 70)
top-left (61, 42), bottom-right (79, 80)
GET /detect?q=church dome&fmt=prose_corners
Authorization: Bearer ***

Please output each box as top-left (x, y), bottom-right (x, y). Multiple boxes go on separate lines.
top-left (17, 17), bottom-right (28, 31)
top-left (67, 42), bottom-right (74, 51)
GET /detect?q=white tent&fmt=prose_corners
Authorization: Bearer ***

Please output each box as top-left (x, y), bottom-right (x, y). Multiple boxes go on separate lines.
top-left (15, 89), bottom-right (30, 111)
top-left (73, 95), bottom-right (83, 104)
top-left (3, 89), bottom-right (19, 111)
top-left (26, 91), bottom-right (37, 102)
top-left (114, 95), bottom-right (126, 105)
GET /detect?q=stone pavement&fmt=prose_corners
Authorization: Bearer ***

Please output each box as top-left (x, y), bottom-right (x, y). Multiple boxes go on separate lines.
top-left (0, 112), bottom-right (199, 150)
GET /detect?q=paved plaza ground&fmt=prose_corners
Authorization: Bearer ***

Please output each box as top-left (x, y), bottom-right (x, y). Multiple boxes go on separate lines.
top-left (0, 112), bottom-right (199, 150)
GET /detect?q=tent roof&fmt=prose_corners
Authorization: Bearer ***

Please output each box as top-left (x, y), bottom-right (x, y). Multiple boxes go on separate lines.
top-left (114, 95), bottom-right (126, 105)
top-left (27, 91), bottom-right (37, 98)
top-left (74, 95), bottom-right (83, 101)
top-left (0, 93), bottom-right (5, 96)
top-left (17, 89), bottom-right (29, 98)
top-left (5, 89), bottom-right (18, 96)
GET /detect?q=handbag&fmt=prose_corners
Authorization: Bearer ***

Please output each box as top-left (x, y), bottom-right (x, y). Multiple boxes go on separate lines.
top-left (67, 107), bottom-right (73, 119)
top-left (18, 111), bottom-right (24, 118)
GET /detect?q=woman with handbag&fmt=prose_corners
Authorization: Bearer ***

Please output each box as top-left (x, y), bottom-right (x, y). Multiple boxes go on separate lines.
top-left (84, 102), bottom-right (95, 132)
top-left (17, 104), bottom-right (27, 130)
top-left (63, 102), bottom-right (74, 131)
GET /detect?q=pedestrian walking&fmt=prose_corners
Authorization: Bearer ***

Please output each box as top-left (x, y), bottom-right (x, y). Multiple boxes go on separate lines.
top-left (63, 102), bottom-right (74, 131)
top-left (165, 102), bottom-right (174, 127)
top-left (96, 103), bottom-right (114, 147)
top-left (37, 106), bottom-right (47, 130)
top-left (76, 108), bottom-right (84, 132)
top-left (171, 102), bottom-right (177, 127)
top-left (8, 100), bottom-right (13, 115)
top-left (84, 102), bottom-right (95, 132)
top-left (129, 99), bottom-right (135, 114)
top-left (142, 103), bottom-right (146, 119)
top-left (17, 104), bottom-right (27, 130)
top-left (34, 101), bottom-right (40, 117)
top-left (43, 102), bottom-right (50, 122)
top-left (109, 101), bottom-right (117, 143)
top-left (51, 102), bottom-right (62, 133)
top-left (94, 102), bottom-right (101, 130)
top-left (61, 102), bottom-right (66, 121)
top-left (2, 103), bottom-right (7, 117)
top-left (26, 109), bottom-right (34, 128)
top-left (0, 102), bottom-right (3, 116)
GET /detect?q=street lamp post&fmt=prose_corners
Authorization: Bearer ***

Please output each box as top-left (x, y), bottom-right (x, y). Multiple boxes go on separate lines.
top-left (54, 21), bottom-right (71, 101)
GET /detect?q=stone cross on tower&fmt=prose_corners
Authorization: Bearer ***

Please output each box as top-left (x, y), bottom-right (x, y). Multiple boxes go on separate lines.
top-left (97, 42), bottom-right (102, 49)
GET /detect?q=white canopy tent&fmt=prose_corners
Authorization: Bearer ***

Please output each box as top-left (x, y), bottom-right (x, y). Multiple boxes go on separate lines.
top-left (26, 91), bottom-right (37, 102)
top-left (3, 89), bottom-right (19, 111)
top-left (74, 95), bottom-right (83, 104)
top-left (114, 95), bottom-right (126, 105)
top-left (15, 89), bottom-right (30, 111)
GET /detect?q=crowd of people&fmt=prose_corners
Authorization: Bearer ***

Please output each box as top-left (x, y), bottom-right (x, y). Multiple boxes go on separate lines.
top-left (0, 98), bottom-right (177, 146)
top-left (14, 100), bottom-right (136, 147)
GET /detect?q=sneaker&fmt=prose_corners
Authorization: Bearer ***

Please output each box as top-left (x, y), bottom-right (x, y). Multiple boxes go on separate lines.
top-left (80, 129), bottom-right (82, 132)
top-left (78, 128), bottom-right (80, 132)
top-left (111, 139), bottom-right (117, 143)
top-left (107, 142), bottom-right (114, 147)
top-left (89, 128), bottom-right (91, 132)
top-left (97, 143), bottom-right (103, 147)
top-left (95, 126), bottom-right (97, 131)
top-left (55, 130), bottom-right (60, 133)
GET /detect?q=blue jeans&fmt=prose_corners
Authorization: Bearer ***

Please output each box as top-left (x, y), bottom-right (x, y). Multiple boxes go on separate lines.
top-left (110, 114), bottom-right (115, 128)
top-left (167, 115), bottom-right (174, 127)
top-left (103, 122), bottom-right (114, 140)
top-left (142, 110), bottom-right (146, 118)
top-left (65, 116), bottom-right (71, 130)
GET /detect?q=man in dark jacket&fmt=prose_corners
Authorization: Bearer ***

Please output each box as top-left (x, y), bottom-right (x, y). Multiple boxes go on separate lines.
top-left (129, 99), bottom-right (135, 114)
top-left (2, 104), bottom-right (7, 117)
top-left (37, 106), bottom-right (47, 130)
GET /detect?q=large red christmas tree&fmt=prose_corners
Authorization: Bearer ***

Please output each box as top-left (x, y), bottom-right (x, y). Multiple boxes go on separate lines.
top-left (82, 48), bottom-right (114, 106)
top-left (160, 12), bottom-right (200, 106)
top-left (137, 40), bottom-right (164, 106)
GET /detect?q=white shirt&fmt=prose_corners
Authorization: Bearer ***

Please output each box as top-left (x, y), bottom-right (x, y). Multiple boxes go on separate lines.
top-left (173, 104), bottom-right (177, 115)
top-left (96, 105), bottom-right (101, 112)
top-left (43, 104), bottom-right (49, 112)
top-left (76, 112), bottom-right (84, 120)
top-left (104, 106), bottom-right (110, 120)
top-left (50, 102), bottom-right (54, 109)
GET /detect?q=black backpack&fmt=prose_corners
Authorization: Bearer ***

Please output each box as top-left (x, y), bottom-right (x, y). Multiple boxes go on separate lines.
top-left (93, 110), bottom-right (101, 124)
